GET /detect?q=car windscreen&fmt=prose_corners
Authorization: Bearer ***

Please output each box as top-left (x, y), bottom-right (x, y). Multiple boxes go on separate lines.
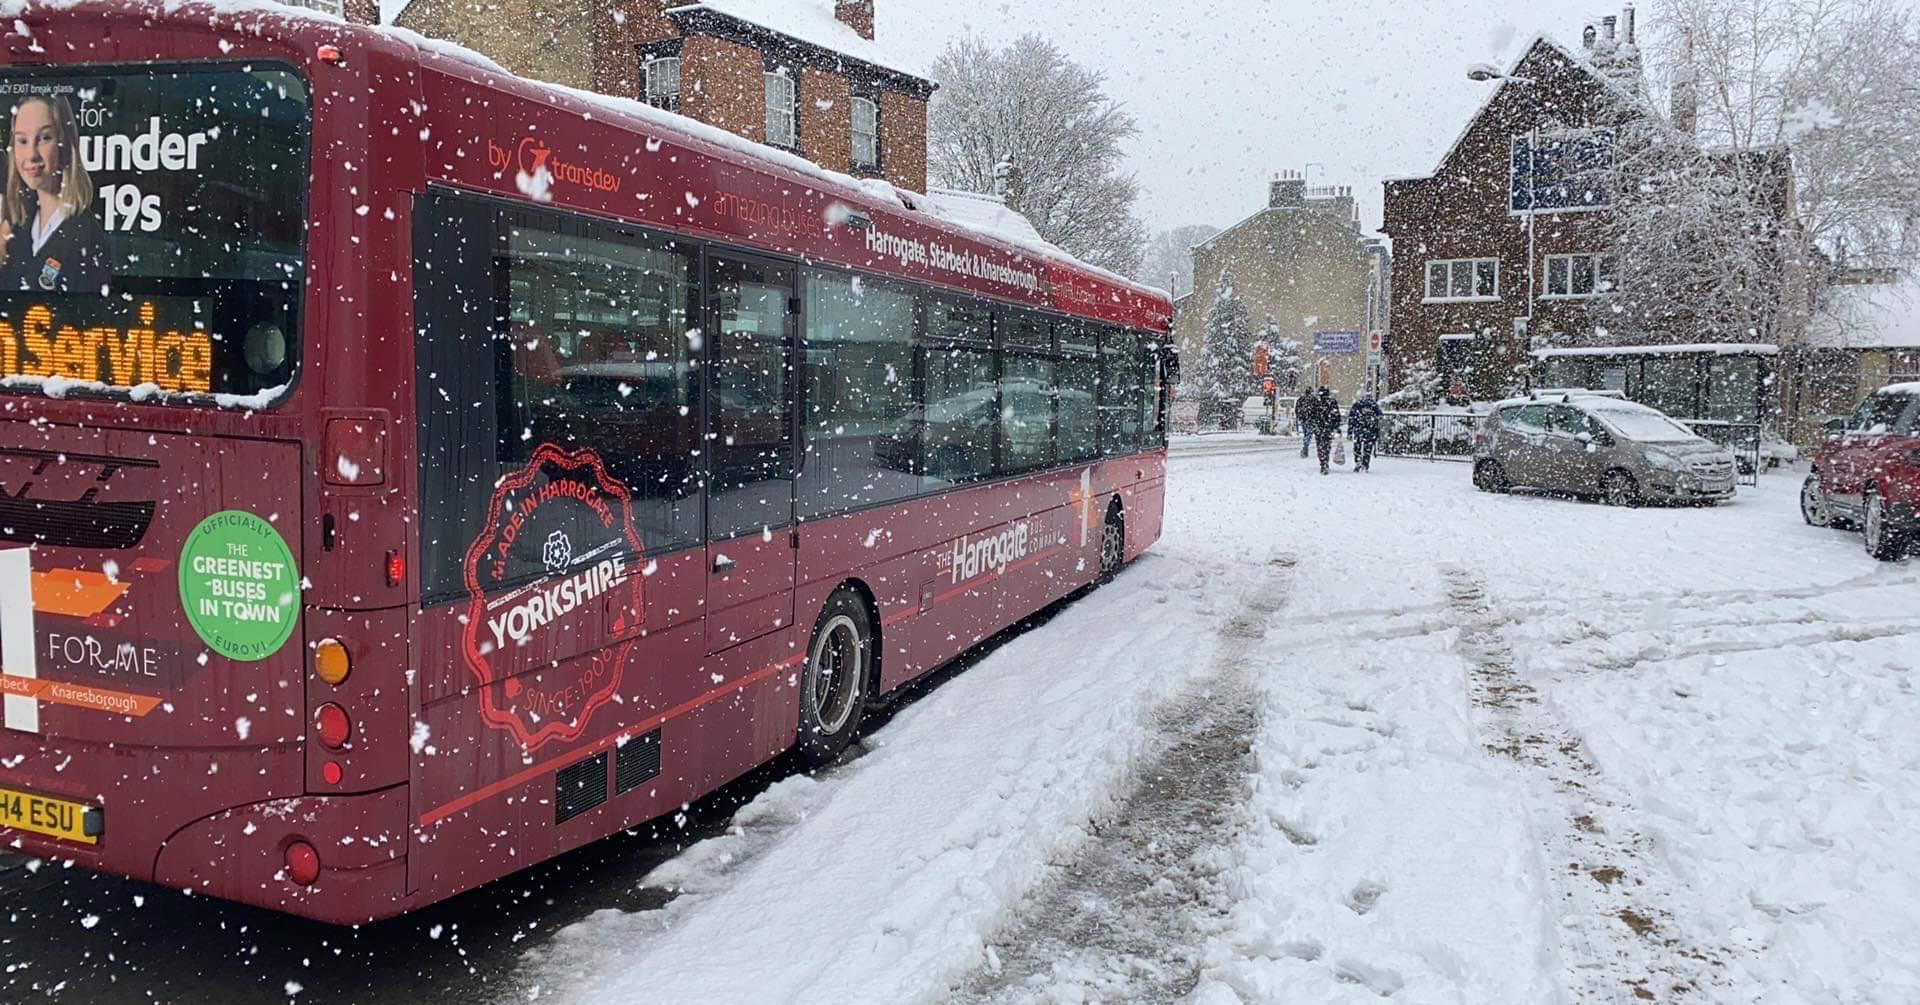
top-left (0, 63), bottom-right (309, 407)
top-left (1589, 405), bottom-right (1699, 443)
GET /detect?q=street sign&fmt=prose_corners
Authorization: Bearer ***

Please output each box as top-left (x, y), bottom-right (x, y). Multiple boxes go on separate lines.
top-left (1313, 331), bottom-right (1361, 354)
top-left (1368, 331), bottom-right (1382, 352)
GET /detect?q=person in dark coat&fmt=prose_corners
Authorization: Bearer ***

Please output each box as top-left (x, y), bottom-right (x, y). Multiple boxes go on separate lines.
top-left (0, 94), bottom-right (111, 295)
top-left (1294, 393), bottom-right (1314, 457)
top-left (1348, 393), bottom-right (1384, 472)
top-left (1309, 386), bottom-right (1341, 475)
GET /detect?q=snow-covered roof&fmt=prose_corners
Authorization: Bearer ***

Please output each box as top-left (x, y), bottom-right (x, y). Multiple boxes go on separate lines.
top-left (1531, 343), bottom-right (1780, 358)
top-left (1804, 273), bottom-right (1920, 350)
top-left (1393, 33), bottom-right (1656, 183)
top-left (665, 0), bottom-right (926, 80)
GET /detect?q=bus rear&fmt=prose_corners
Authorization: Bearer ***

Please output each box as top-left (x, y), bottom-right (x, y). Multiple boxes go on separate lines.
top-left (0, 6), bottom-right (399, 920)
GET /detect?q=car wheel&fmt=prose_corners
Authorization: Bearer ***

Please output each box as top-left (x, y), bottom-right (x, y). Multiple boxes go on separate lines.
top-left (1098, 503), bottom-right (1125, 584)
top-left (1800, 473), bottom-right (1833, 528)
top-left (1863, 489), bottom-right (1908, 562)
top-left (1602, 469), bottom-right (1640, 507)
top-left (1473, 459), bottom-right (1510, 494)
top-left (797, 587), bottom-right (872, 767)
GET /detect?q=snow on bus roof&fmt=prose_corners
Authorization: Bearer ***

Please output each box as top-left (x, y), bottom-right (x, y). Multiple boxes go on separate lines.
top-left (663, 0), bottom-right (928, 80)
top-left (0, 0), bottom-right (1164, 306)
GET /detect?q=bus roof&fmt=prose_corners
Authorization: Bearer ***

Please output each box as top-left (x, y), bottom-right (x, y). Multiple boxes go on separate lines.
top-left (4, 0), bottom-right (1168, 329)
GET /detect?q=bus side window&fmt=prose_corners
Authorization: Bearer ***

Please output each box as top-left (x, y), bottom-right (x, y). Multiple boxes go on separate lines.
top-left (412, 194), bottom-right (702, 604)
top-left (1099, 327), bottom-right (1143, 456)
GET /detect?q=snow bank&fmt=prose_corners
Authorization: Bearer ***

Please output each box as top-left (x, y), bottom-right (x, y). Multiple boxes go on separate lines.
top-left (523, 540), bottom-right (1259, 1003)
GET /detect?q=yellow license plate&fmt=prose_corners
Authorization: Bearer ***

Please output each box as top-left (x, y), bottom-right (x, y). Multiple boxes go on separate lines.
top-left (0, 785), bottom-right (98, 845)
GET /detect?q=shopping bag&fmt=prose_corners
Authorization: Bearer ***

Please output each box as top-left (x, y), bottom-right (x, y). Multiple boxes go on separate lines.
top-left (1333, 436), bottom-right (1347, 465)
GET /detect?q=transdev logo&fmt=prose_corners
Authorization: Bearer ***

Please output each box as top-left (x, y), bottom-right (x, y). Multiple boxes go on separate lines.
top-left (461, 445), bottom-right (644, 753)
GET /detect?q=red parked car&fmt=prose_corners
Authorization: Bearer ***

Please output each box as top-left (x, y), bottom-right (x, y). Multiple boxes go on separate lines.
top-left (1802, 383), bottom-right (1920, 560)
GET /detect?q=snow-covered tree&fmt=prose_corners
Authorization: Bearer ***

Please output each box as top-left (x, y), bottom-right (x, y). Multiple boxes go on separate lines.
top-left (1258, 318), bottom-right (1305, 392)
top-left (1380, 359), bottom-right (1443, 409)
top-left (928, 34), bottom-right (1147, 274)
top-left (1134, 224), bottom-right (1221, 298)
top-left (1649, 0), bottom-right (1920, 287)
top-left (1595, 119), bottom-right (1792, 343)
top-left (1184, 271), bottom-right (1257, 409)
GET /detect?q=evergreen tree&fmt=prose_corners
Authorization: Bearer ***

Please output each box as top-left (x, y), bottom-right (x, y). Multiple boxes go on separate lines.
top-left (1192, 270), bottom-right (1256, 406)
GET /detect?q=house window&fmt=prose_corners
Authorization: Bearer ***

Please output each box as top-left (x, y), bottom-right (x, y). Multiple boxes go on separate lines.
top-left (764, 72), bottom-right (797, 148)
top-left (1543, 253), bottom-right (1619, 297)
top-left (1424, 258), bottom-right (1499, 302)
top-left (1511, 128), bottom-right (1615, 213)
top-left (851, 96), bottom-right (879, 171)
top-left (643, 57), bottom-right (681, 113)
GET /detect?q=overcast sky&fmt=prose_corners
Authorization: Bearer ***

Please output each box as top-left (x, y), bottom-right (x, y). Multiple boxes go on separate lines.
top-left (876, 0), bottom-right (1655, 238)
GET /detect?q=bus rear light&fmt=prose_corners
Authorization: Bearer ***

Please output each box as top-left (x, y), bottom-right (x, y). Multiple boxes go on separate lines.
top-left (314, 638), bottom-right (351, 686)
top-left (315, 703), bottom-right (352, 749)
top-left (285, 841), bottom-right (321, 886)
top-left (385, 550), bottom-right (405, 588)
top-left (321, 761), bottom-right (344, 785)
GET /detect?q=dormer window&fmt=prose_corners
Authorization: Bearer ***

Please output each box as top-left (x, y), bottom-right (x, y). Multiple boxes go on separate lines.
top-left (851, 96), bottom-right (879, 171)
top-left (764, 72), bottom-right (797, 148)
top-left (643, 57), bottom-right (681, 113)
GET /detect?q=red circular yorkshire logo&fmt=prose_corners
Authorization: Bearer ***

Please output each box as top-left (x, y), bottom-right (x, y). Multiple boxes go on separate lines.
top-left (460, 444), bottom-right (645, 752)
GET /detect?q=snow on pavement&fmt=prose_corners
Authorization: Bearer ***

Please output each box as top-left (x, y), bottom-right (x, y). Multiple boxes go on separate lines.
top-left (524, 444), bottom-right (1920, 1003)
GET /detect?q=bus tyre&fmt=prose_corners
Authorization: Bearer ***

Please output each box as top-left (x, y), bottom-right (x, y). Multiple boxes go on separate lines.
top-left (1098, 503), bottom-right (1125, 584)
top-left (798, 588), bottom-right (872, 768)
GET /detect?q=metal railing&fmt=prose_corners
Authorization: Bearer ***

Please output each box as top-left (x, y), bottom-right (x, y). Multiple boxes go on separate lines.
top-left (1678, 420), bottom-right (1763, 486)
top-left (1379, 411), bottom-right (1484, 462)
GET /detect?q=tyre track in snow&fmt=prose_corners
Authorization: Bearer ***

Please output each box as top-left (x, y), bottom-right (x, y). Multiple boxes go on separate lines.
top-left (1444, 568), bottom-right (1730, 1003)
top-left (944, 555), bottom-right (1295, 1005)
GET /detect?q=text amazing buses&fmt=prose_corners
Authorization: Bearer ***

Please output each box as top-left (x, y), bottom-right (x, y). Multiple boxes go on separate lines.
top-left (0, 301), bottom-right (214, 394)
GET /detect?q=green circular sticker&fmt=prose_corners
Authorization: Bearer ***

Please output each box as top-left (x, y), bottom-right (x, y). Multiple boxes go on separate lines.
top-left (179, 510), bottom-right (301, 662)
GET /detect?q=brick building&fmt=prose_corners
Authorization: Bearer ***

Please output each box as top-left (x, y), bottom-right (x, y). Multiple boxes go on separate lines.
top-left (396, 0), bottom-right (933, 193)
top-left (1174, 174), bottom-right (1379, 408)
top-left (1381, 9), bottom-right (1793, 427)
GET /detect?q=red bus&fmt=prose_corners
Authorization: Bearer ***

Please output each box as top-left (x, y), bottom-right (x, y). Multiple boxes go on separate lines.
top-left (0, 1), bottom-right (1174, 923)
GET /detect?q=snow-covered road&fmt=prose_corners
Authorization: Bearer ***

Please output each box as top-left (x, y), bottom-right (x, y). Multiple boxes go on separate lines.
top-left (516, 440), bottom-right (1919, 1004)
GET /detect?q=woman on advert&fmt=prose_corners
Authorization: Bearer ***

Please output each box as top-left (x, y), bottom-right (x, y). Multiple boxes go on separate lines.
top-left (0, 93), bottom-right (109, 294)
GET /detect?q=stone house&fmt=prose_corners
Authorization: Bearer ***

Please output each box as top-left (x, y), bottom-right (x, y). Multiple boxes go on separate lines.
top-left (395, 0), bottom-right (933, 193)
top-left (1783, 270), bottom-right (1920, 437)
top-left (1174, 174), bottom-right (1379, 410)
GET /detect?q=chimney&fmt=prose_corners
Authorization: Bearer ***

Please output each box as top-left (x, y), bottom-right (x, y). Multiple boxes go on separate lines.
top-left (1623, 3), bottom-right (1636, 46)
top-left (1582, 23), bottom-right (1597, 49)
top-left (1601, 15), bottom-right (1617, 43)
top-left (1269, 171), bottom-right (1305, 209)
top-left (1670, 27), bottom-right (1698, 136)
top-left (835, 0), bottom-right (875, 41)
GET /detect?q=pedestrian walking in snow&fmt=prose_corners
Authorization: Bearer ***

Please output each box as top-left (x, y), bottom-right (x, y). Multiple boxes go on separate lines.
top-left (1295, 394), bottom-right (1314, 457)
top-left (1348, 393), bottom-right (1383, 472)
top-left (1308, 386), bottom-right (1341, 475)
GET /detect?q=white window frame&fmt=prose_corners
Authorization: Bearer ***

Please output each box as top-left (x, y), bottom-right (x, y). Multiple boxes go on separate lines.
top-left (1542, 252), bottom-right (1619, 298)
top-left (764, 72), bottom-right (797, 149)
top-left (850, 96), bottom-right (879, 171)
top-left (643, 56), bottom-right (681, 113)
top-left (1423, 258), bottom-right (1500, 303)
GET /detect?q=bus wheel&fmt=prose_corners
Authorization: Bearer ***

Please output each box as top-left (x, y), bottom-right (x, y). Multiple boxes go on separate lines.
top-left (1098, 503), bottom-right (1125, 584)
top-left (798, 588), bottom-right (871, 767)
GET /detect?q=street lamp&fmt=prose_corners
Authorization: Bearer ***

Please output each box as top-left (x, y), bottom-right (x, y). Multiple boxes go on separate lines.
top-left (1469, 66), bottom-right (1539, 350)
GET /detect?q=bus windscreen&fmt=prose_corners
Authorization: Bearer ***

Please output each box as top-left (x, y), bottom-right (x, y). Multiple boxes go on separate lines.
top-left (0, 64), bottom-right (309, 406)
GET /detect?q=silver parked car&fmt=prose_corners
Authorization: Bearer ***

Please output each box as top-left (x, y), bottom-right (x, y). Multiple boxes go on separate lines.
top-left (1472, 394), bottom-right (1738, 505)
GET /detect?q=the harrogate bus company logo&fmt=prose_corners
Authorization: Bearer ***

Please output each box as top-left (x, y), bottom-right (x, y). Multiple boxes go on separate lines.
top-left (460, 444), bottom-right (644, 752)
